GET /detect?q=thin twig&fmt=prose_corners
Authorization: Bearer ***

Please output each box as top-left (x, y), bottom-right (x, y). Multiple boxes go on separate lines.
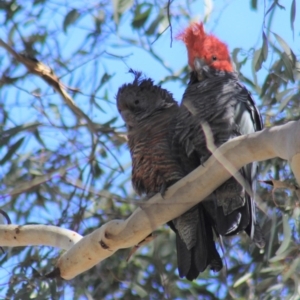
top-left (0, 39), bottom-right (126, 173)
top-left (166, 0), bottom-right (173, 47)
top-left (150, 25), bottom-right (170, 46)
top-left (0, 39), bottom-right (96, 134)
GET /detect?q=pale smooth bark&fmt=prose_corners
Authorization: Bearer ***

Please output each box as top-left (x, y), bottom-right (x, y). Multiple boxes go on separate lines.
top-left (0, 225), bottom-right (82, 250)
top-left (0, 121), bottom-right (299, 280)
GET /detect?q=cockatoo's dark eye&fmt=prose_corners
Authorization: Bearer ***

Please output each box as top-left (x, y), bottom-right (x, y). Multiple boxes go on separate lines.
top-left (212, 56), bottom-right (217, 61)
top-left (134, 100), bottom-right (140, 105)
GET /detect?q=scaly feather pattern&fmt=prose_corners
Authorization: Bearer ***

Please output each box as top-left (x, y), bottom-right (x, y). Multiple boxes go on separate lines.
top-left (176, 22), bottom-right (265, 247)
top-left (116, 70), bottom-right (222, 281)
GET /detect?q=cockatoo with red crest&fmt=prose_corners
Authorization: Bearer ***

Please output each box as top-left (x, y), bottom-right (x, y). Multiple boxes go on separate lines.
top-left (176, 22), bottom-right (265, 248)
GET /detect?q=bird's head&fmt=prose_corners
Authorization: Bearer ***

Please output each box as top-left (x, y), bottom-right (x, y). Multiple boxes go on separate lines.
top-left (116, 70), bottom-right (176, 129)
top-left (178, 22), bottom-right (233, 77)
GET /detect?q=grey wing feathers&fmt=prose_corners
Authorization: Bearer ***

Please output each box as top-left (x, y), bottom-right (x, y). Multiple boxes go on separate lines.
top-left (235, 86), bottom-right (265, 247)
top-left (175, 72), bottom-right (265, 247)
top-left (172, 206), bottom-right (223, 280)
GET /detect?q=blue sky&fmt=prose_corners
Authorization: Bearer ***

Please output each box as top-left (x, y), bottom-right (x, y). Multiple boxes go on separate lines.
top-left (110, 0), bottom-right (298, 102)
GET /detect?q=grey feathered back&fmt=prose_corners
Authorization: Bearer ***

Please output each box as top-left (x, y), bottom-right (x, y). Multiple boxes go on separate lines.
top-left (175, 68), bottom-right (265, 248)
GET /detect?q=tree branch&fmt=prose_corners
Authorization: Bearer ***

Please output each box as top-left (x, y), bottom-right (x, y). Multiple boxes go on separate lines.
top-left (54, 120), bottom-right (300, 279)
top-left (0, 39), bottom-right (97, 133)
top-left (0, 225), bottom-right (82, 250)
top-left (0, 121), bottom-right (299, 280)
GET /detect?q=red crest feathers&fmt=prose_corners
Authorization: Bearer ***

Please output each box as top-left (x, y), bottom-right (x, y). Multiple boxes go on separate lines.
top-left (178, 22), bottom-right (233, 72)
top-left (177, 22), bottom-right (206, 68)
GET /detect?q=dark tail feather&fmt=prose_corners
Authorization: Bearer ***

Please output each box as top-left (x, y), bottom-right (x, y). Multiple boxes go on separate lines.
top-left (232, 193), bottom-right (265, 248)
top-left (204, 189), bottom-right (266, 248)
top-left (244, 195), bottom-right (266, 248)
top-left (176, 234), bottom-right (191, 277)
top-left (202, 198), bottom-right (244, 236)
top-left (175, 205), bottom-right (222, 281)
top-left (202, 172), bottom-right (265, 249)
top-left (245, 223), bottom-right (265, 248)
top-left (216, 207), bottom-right (242, 236)
top-left (222, 201), bottom-right (251, 236)
top-left (210, 195), bottom-right (262, 242)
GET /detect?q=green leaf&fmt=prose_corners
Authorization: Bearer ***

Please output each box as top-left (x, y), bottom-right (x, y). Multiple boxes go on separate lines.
top-left (268, 248), bottom-right (292, 262)
top-left (132, 4), bottom-right (152, 29)
top-left (262, 31), bottom-right (268, 61)
top-left (281, 52), bottom-right (295, 82)
top-left (131, 283), bottom-right (148, 298)
top-left (278, 93), bottom-right (294, 112)
top-left (283, 257), bottom-right (300, 281)
top-left (0, 137), bottom-right (25, 165)
top-left (275, 88), bottom-right (294, 102)
top-left (231, 47), bottom-right (241, 63)
top-left (112, 0), bottom-right (134, 25)
top-left (33, 129), bottom-right (46, 147)
top-left (33, 0), bottom-right (45, 5)
top-left (256, 278), bottom-right (277, 293)
top-left (266, 283), bottom-right (284, 293)
top-left (92, 161), bottom-right (102, 178)
top-left (30, 169), bottom-right (43, 176)
top-left (275, 214), bottom-right (291, 256)
top-left (145, 12), bottom-right (164, 36)
top-left (273, 32), bottom-right (294, 62)
top-left (63, 9), bottom-right (80, 32)
top-left (293, 205), bottom-right (300, 220)
top-left (251, 0), bottom-right (257, 9)
top-left (290, 0), bottom-right (296, 31)
top-left (233, 272), bottom-right (252, 287)
top-left (1, 122), bottom-right (39, 142)
top-left (260, 266), bottom-right (285, 274)
top-left (253, 48), bottom-right (263, 72)
top-left (100, 73), bottom-right (112, 86)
